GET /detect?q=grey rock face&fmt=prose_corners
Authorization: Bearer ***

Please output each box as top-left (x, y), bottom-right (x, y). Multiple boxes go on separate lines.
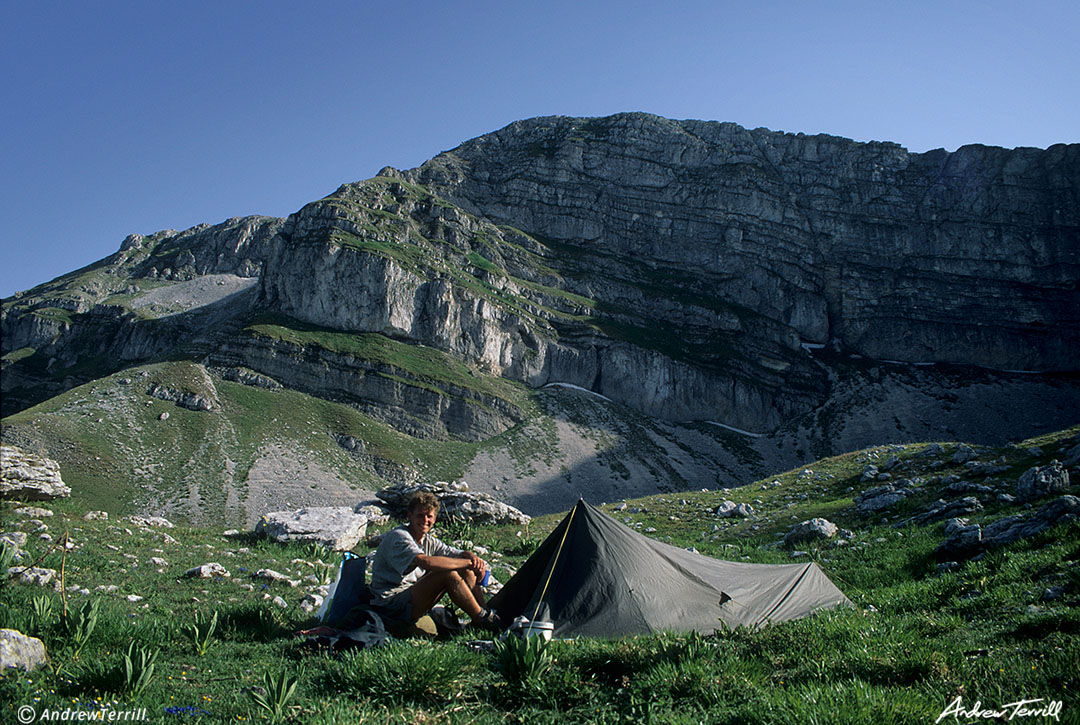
top-left (1, 532), bottom-right (28, 549)
top-left (1016, 461), bottom-right (1070, 502)
top-left (0, 446), bottom-right (70, 500)
top-left (14, 506), bottom-right (53, 518)
top-left (895, 497), bottom-right (983, 527)
top-left (784, 518), bottom-right (839, 546)
top-left (377, 481), bottom-right (530, 526)
top-left (936, 518), bottom-right (984, 560)
top-left (6, 566), bottom-right (57, 586)
top-left (256, 507), bottom-right (370, 551)
top-left (951, 445), bottom-right (980, 465)
top-left (221, 367), bottom-right (282, 390)
top-left (854, 483), bottom-right (913, 515)
top-left (0, 629), bottom-right (47, 672)
top-left (207, 333), bottom-right (524, 442)
top-left (412, 114), bottom-right (1079, 373)
top-left (353, 504), bottom-right (391, 526)
top-left (2, 217), bottom-right (282, 414)
top-left (147, 383), bottom-right (215, 411)
top-left (936, 495), bottom-right (1079, 560)
top-left (943, 481), bottom-right (995, 496)
top-left (1064, 442), bottom-right (1080, 467)
top-left (129, 515), bottom-right (174, 528)
top-left (253, 569), bottom-right (301, 587)
top-left (3, 113), bottom-right (1079, 498)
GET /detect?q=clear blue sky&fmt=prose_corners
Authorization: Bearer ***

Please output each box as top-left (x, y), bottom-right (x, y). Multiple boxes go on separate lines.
top-left (2, 0), bottom-right (1077, 298)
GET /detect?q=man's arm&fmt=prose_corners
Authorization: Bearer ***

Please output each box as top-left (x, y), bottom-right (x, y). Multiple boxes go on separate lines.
top-left (414, 551), bottom-right (486, 576)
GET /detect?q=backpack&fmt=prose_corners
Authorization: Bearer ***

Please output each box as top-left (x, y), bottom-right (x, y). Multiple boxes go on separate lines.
top-left (317, 552), bottom-right (371, 627)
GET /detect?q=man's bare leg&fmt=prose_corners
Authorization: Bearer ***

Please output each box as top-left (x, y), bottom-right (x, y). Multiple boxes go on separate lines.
top-left (408, 570), bottom-right (486, 621)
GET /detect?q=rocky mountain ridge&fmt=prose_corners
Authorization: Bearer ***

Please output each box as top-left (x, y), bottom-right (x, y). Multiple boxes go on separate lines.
top-left (408, 113), bottom-right (1078, 369)
top-left (2, 112), bottom-right (1078, 522)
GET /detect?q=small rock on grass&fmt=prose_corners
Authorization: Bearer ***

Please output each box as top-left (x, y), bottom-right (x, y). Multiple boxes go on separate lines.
top-left (15, 507), bottom-right (53, 518)
top-left (254, 569), bottom-right (300, 587)
top-left (184, 563), bottom-right (231, 579)
top-left (7, 567), bottom-right (56, 587)
top-left (0, 629), bottom-right (47, 672)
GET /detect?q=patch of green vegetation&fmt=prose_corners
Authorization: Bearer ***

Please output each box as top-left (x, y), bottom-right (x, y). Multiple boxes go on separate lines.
top-left (483, 415), bottom-right (561, 477)
top-left (243, 314), bottom-right (527, 409)
top-left (323, 230), bottom-right (429, 275)
top-left (2, 346), bottom-right (36, 364)
top-left (145, 360), bottom-right (217, 397)
top-left (29, 306), bottom-right (75, 325)
top-left (514, 277), bottom-right (596, 311)
top-left (466, 251), bottom-right (500, 275)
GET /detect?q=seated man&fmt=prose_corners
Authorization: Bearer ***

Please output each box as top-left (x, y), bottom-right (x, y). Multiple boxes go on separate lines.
top-left (370, 491), bottom-right (502, 631)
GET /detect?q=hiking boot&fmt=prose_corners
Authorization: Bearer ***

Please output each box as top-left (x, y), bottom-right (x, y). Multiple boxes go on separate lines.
top-left (472, 608), bottom-right (504, 632)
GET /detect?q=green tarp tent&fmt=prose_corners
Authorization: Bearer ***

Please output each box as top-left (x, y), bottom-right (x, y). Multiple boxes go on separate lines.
top-left (488, 499), bottom-right (851, 637)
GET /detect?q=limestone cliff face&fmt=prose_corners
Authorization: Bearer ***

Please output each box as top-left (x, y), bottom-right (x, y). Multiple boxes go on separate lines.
top-left (257, 176), bottom-right (820, 431)
top-left (407, 113), bottom-right (1079, 372)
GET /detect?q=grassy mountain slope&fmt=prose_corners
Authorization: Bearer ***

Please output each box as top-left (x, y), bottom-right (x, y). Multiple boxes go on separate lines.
top-left (1, 359), bottom-right (777, 524)
top-left (2, 426), bottom-right (1077, 723)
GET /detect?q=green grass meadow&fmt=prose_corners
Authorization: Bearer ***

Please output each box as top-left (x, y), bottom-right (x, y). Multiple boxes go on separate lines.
top-left (2, 428), bottom-right (1077, 723)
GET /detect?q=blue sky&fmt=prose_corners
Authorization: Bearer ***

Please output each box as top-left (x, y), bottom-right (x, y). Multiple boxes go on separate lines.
top-left (2, 0), bottom-right (1077, 297)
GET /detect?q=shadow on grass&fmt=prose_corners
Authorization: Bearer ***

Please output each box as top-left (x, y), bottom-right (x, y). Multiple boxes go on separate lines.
top-left (1004, 608), bottom-right (1080, 640)
top-left (218, 602), bottom-right (291, 643)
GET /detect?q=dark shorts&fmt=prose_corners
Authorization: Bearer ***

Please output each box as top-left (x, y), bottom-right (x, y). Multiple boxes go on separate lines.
top-left (370, 588), bottom-right (413, 623)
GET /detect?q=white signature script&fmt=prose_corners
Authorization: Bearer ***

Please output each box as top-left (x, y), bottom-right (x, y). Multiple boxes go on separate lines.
top-left (936, 696), bottom-right (1063, 723)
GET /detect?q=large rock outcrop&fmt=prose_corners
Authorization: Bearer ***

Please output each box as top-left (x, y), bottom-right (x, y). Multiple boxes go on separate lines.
top-left (0, 445), bottom-right (70, 500)
top-left (256, 507), bottom-right (372, 551)
top-left (377, 481), bottom-right (530, 526)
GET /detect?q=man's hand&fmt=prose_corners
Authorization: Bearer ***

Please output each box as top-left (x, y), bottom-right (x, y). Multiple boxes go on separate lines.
top-left (465, 551), bottom-right (487, 577)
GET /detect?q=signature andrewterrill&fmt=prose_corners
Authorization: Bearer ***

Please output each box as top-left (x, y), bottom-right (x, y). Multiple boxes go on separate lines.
top-left (936, 696), bottom-right (1064, 723)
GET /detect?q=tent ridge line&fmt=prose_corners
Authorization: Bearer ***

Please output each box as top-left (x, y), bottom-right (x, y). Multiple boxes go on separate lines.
top-left (758, 562), bottom-right (816, 627)
top-left (529, 499), bottom-right (580, 625)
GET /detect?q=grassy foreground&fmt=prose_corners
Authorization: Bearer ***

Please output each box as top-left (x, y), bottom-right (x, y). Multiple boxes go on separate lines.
top-left (2, 428), bottom-right (1077, 724)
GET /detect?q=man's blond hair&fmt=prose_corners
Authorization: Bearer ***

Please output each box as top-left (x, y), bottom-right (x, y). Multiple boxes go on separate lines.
top-left (407, 491), bottom-right (440, 515)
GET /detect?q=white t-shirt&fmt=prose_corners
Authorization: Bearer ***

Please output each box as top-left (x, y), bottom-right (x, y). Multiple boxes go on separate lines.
top-left (369, 525), bottom-right (463, 600)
